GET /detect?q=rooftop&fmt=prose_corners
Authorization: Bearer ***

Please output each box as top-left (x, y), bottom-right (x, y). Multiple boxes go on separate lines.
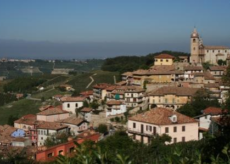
top-left (60, 96), bottom-right (86, 102)
top-left (14, 114), bottom-right (37, 125)
top-left (37, 107), bottom-right (69, 116)
top-left (204, 46), bottom-right (229, 50)
top-left (209, 66), bottom-right (226, 71)
top-left (58, 116), bottom-right (86, 125)
top-left (93, 83), bottom-right (112, 89)
top-left (37, 122), bottom-right (68, 130)
top-left (129, 107), bottom-right (197, 125)
top-left (107, 100), bottom-right (123, 105)
top-left (81, 107), bottom-right (93, 113)
top-left (203, 107), bottom-right (225, 115)
top-left (148, 86), bottom-right (198, 96)
top-left (155, 54), bottom-right (174, 59)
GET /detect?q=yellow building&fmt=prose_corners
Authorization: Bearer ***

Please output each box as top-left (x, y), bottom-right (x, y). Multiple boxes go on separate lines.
top-left (147, 86), bottom-right (198, 110)
top-left (130, 65), bottom-right (183, 87)
top-left (154, 54), bottom-right (174, 65)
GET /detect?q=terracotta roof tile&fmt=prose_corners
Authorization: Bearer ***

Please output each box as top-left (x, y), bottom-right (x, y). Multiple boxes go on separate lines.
top-left (107, 100), bottom-right (123, 105)
top-left (93, 83), bottom-right (112, 89)
top-left (81, 107), bottom-right (93, 113)
top-left (203, 107), bottom-right (224, 115)
top-left (204, 71), bottom-right (215, 80)
top-left (61, 96), bottom-right (86, 102)
top-left (204, 46), bottom-right (229, 50)
top-left (129, 107), bottom-right (197, 125)
top-left (80, 90), bottom-right (93, 96)
top-left (14, 115), bottom-right (37, 125)
top-left (184, 66), bottom-right (203, 71)
top-left (37, 122), bottom-right (68, 130)
top-left (155, 54), bottom-right (174, 59)
top-left (58, 116), bottom-right (87, 125)
top-left (209, 66), bottom-right (226, 71)
top-left (148, 86), bottom-right (198, 96)
top-left (37, 107), bottom-right (69, 116)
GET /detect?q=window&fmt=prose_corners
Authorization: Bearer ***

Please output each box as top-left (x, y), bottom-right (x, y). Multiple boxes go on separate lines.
top-left (182, 126), bottom-right (186, 132)
top-left (174, 127), bottom-right (177, 132)
top-left (160, 59), bottom-right (163, 62)
top-left (67, 103), bottom-right (70, 108)
top-left (75, 103), bottom-right (78, 107)
top-left (165, 127), bottom-right (169, 133)
top-left (182, 137), bottom-right (185, 142)
top-left (165, 98), bottom-right (168, 103)
top-left (166, 59), bottom-right (168, 62)
top-left (69, 147), bottom-right (75, 153)
top-left (41, 130), bottom-right (43, 135)
top-left (174, 138), bottom-right (177, 143)
top-left (59, 150), bottom-right (64, 155)
top-left (155, 59), bottom-right (158, 62)
top-left (38, 130), bottom-right (40, 135)
top-left (150, 126), bottom-right (152, 132)
top-left (213, 50), bottom-right (214, 53)
top-left (193, 47), bottom-right (195, 50)
top-left (41, 137), bottom-right (43, 140)
top-left (207, 50), bottom-right (209, 53)
top-left (193, 39), bottom-right (195, 42)
top-left (153, 127), bottom-right (156, 135)
top-left (146, 125), bottom-right (148, 131)
top-left (133, 123), bottom-right (136, 128)
top-left (47, 153), bottom-right (53, 158)
top-left (44, 130), bottom-right (46, 135)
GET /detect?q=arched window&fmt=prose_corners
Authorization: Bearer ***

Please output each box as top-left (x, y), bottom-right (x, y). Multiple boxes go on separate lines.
top-left (67, 103), bottom-right (70, 108)
top-left (193, 39), bottom-right (196, 42)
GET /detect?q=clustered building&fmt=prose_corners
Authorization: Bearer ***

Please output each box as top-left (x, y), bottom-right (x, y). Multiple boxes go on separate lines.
top-left (0, 28), bottom-right (229, 162)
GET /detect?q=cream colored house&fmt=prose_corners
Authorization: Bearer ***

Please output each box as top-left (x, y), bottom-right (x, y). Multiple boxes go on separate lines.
top-left (127, 107), bottom-right (198, 144)
top-left (61, 96), bottom-right (86, 114)
top-left (154, 54), bottom-right (174, 66)
top-left (36, 106), bottom-right (70, 122)
top-left (147, 86), bottom-right (198, 110)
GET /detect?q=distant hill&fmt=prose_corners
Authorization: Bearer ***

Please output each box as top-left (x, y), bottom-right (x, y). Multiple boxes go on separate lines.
top-left (101, 50), bottom-right (190, 73)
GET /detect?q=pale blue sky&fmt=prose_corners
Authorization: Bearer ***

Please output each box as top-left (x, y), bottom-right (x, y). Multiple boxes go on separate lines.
top-left (0, 0), bottom-right (230, 59)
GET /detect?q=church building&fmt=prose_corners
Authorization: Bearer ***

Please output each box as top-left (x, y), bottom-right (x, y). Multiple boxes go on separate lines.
top-left (190, 28), bottom-right (230, 65)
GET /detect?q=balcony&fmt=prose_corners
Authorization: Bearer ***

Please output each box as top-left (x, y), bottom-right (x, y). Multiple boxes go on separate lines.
top-left (127, 129), bottom-right (156, 137)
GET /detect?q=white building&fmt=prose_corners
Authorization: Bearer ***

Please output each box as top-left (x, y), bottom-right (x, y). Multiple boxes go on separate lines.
top-left (37, 122), bottom-right (69, 146)
top-left (106, 100), bottom-right (127, 117)
top-left (195, 107), bottom-right (224, 139)
top-left (61, 96), bottom-right (86, 114)
top-left (12, 137), bottom-right (31, 147)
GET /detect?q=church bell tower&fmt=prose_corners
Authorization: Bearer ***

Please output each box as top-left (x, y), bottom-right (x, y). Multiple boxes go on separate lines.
top-left (190, 28), bottom-right (200, 64)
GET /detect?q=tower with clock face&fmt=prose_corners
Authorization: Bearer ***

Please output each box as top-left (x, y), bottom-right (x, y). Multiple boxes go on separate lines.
top-left (190, 28), bottom-right (200, 64)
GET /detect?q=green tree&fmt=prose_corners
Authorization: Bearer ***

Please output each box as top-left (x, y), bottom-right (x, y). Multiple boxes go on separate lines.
top-left (7, 115), bottom-right (18, 126)
top-left (97, 124), bottom-right (108, 134)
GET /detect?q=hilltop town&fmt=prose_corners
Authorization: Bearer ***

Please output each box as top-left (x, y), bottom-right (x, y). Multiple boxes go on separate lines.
top-left (0, 28), bottom-right (230, 163)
